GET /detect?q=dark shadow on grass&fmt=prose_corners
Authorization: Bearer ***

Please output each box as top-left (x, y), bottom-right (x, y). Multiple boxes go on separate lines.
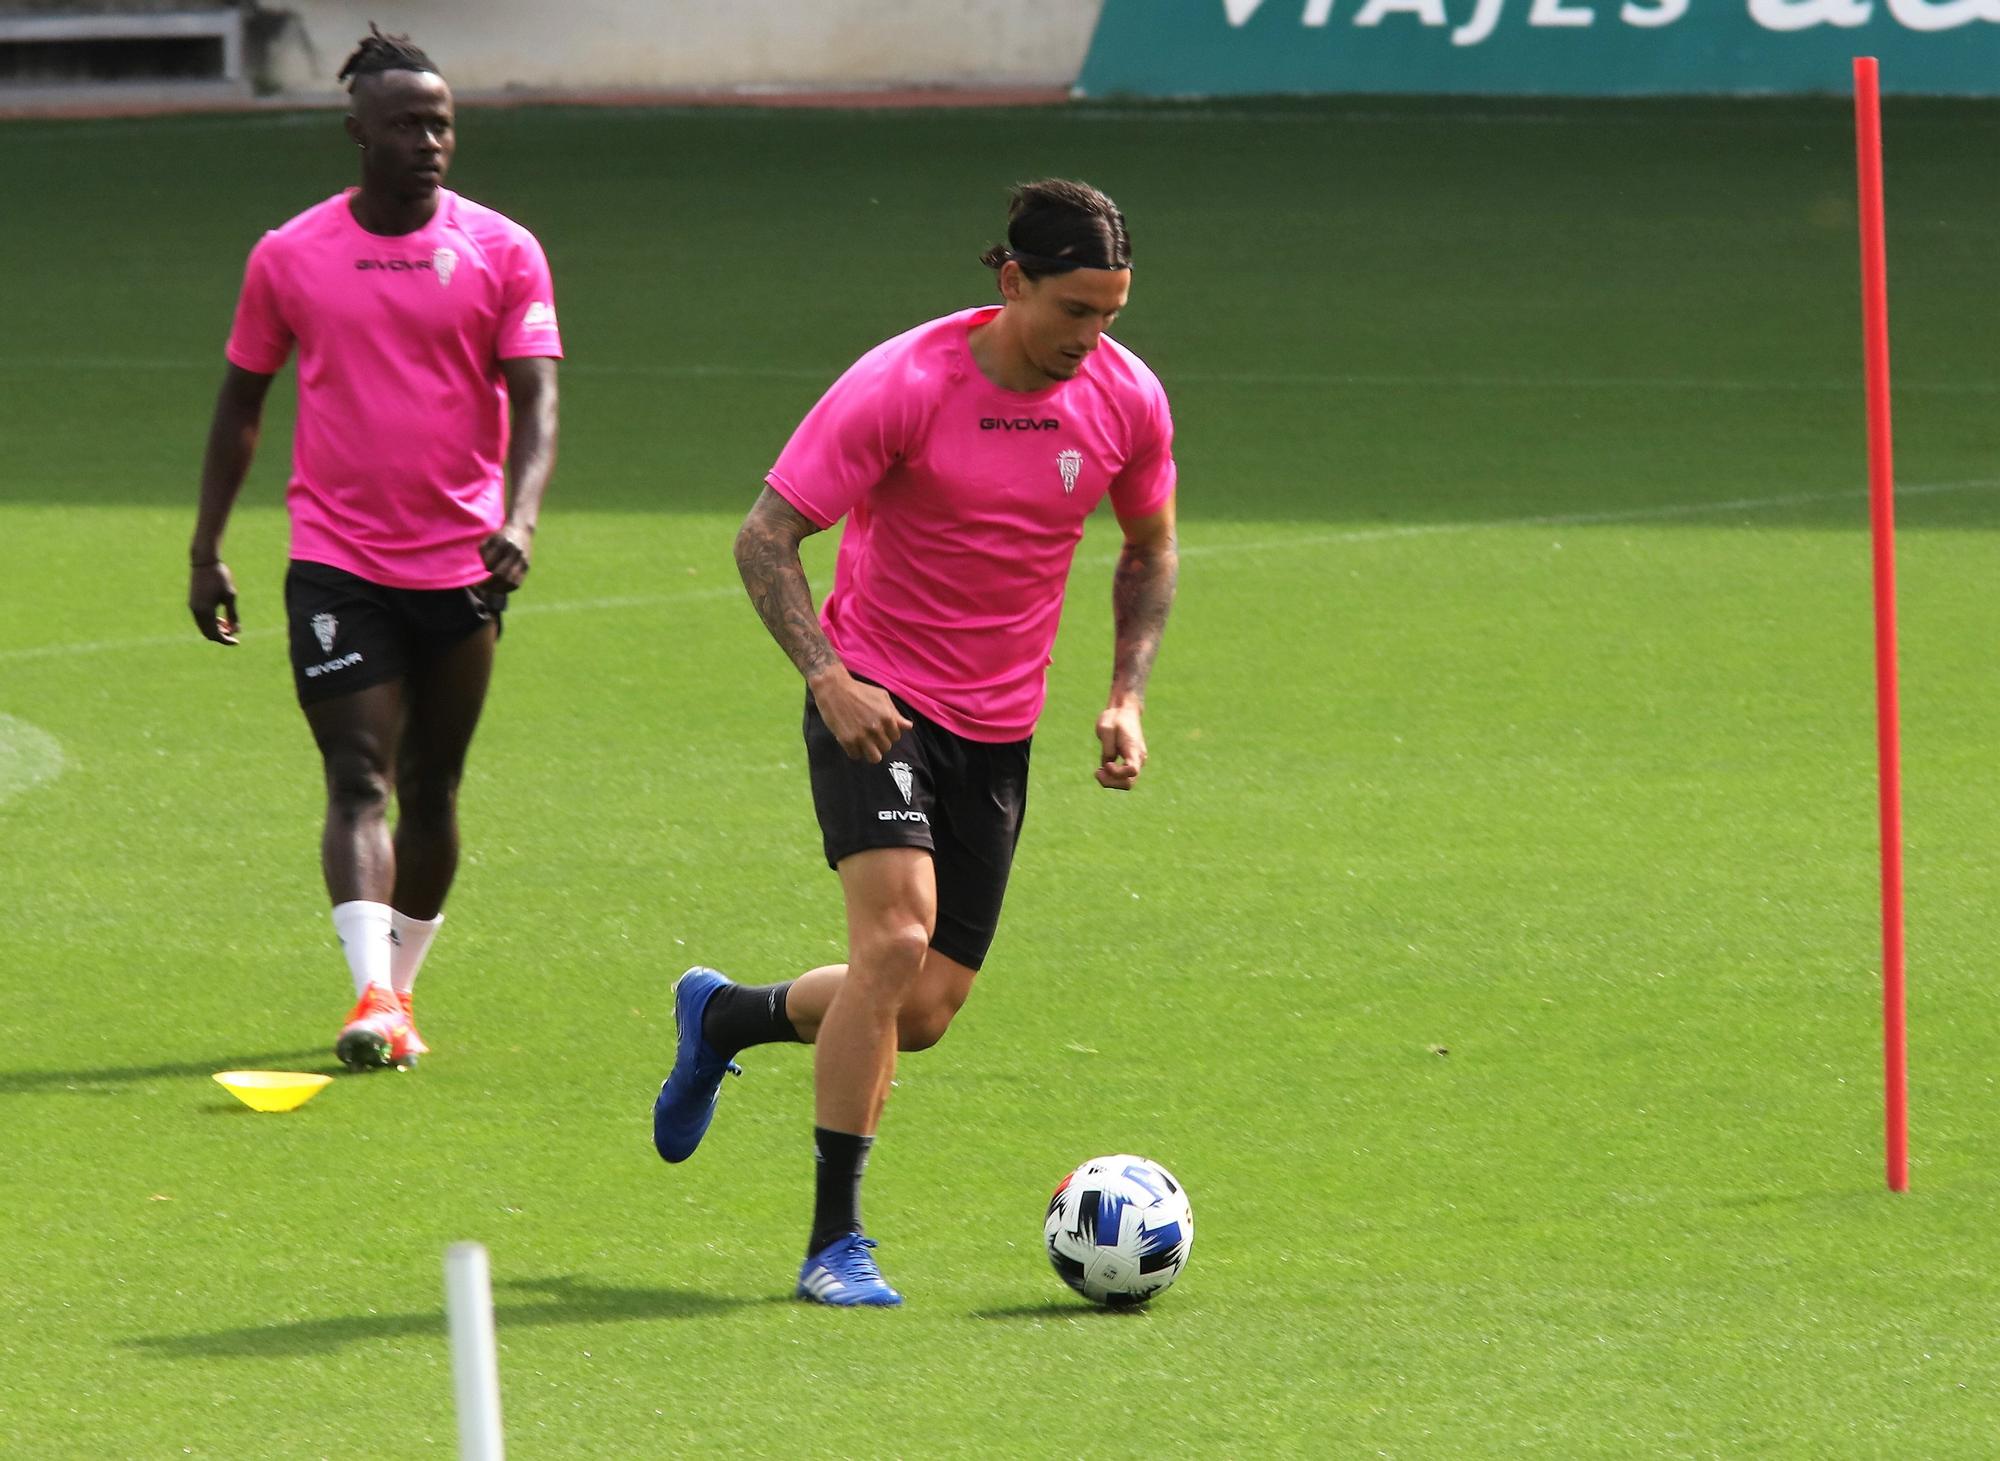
top-left (0, 1050), bottom-right (334, 1096)
top-left (124, 1274), bottom-right (753, 1359)
top-left (1709, 1186), bottom-right (1882, 1212)
top-left (970, 1301), bottom-right (1153, 1321)
top-left (201, 1100), bottom-right (340, 1116)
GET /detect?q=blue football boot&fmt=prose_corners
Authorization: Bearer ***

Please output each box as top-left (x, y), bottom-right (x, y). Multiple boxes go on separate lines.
top-left (796, 1234), bottom-right (904, 1308)
top-left (651, 966), bottom-right (742, 1163)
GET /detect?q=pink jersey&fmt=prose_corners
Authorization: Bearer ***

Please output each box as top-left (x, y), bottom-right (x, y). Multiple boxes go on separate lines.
top-left (225, 189), bottom-right (562, 589)
top-left (767, 306), bottom-right (1176, 742)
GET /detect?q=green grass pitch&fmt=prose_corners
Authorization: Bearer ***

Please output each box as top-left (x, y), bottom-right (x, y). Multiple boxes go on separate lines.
top-left (4, 95), bottom-right (2000, 1456)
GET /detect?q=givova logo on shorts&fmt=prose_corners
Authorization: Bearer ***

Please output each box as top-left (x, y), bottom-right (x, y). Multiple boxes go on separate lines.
top-left (880, 760), bottom-right (926, 823)
top-left (305, 651), bottom-right (363, 679)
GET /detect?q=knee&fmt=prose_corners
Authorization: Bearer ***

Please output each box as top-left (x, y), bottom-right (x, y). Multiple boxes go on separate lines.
top-left (322, 744), bottom-right (391, 818)
top-left (396, 766), bottom-right (461, 827)
top-left (849, 921), bottom-right (932, 990)
top-left (897, 991), bottom-right (966, 1053)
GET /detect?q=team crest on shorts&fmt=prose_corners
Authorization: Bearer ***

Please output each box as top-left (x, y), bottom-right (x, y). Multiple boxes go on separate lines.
top-left (1057, 449), bottom-right (1082, 495)
top-left (311, 612), bottom-right (338, 653)
top-left (888, 761), bottom-right (915, 806)
top-left (433, 247), bottom-right (458, 287)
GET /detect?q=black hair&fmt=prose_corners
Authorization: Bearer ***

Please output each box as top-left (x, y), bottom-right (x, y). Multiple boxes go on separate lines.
top-left (336, 23), bottom-right (439, 90)
top-left (979, 179), bottom-right (1132, 278)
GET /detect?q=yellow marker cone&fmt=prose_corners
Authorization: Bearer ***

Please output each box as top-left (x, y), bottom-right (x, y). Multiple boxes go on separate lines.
top-left (213, 1071), bottom-right (332, 1112)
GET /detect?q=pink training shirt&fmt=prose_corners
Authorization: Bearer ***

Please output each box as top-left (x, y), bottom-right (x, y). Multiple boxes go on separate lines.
top-left (767, 305), bottom-right (1177, 743)
top-left (225, 188), bottom-right (562, 589)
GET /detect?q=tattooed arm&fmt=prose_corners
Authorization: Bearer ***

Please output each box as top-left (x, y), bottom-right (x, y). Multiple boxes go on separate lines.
top-left (1096, 498), bottom-right (1179, 791)
top-left (734, 486), bottom-right (911, 763)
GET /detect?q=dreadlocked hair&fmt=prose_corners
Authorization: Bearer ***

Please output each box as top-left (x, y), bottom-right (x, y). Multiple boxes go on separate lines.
top-left (336, 23), bottom-right (438, 89)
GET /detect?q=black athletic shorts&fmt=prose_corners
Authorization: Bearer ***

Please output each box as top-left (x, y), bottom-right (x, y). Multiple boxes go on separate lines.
top-left (284, 560), bottom-right (502, 705)
top-left (803, 681), bottom-right (1031, 972)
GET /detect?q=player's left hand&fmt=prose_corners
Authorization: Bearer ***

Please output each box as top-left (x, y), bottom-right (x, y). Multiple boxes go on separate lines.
top-left (1095, 703), bottom-right (1147, 791)
top-left (479, 521), bottom-right (534, 592)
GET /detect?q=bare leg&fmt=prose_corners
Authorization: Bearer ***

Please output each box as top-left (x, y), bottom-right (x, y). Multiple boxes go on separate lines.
top-left (786, 954), bottom-right (976, 1051)
top-left (391, 622), bottom-right (496, 919)
top-left (784, 965), bottom-right (847, 1041)
top-left (303, 679), bottom-right (406, 905)
top-left (813, 847), bottom-right (934, 1135)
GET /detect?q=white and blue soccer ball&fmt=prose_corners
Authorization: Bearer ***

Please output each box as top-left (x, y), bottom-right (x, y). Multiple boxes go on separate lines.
top-left (1044, 1154), bottom-right (1193, 1307)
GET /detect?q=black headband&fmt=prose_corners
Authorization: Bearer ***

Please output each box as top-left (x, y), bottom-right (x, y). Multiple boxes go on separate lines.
top-left (1004, 249), bottom-right (1131, 274)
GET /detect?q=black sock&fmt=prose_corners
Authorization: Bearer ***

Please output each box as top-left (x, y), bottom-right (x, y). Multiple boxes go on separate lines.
top-left (701, 980), bottom-right (798, 1056)
top-left (808, 1126), bottom-right (873, 1256)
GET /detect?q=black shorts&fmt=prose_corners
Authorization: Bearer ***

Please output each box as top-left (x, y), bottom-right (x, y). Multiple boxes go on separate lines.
top-left (285, 560), bottom-right (501, 705)
top-left (803, 683), bottom-right (1031, 972)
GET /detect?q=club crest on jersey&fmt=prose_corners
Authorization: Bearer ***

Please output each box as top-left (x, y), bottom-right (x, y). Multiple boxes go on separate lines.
top-left (1057, 449), bottom-right (1083, 495)
top-left (888, 761), bottom-right (914, 806)
top-left (433, 247), bottom-right (458, 287)
top-left (311, 613), bottom-right (338, 653)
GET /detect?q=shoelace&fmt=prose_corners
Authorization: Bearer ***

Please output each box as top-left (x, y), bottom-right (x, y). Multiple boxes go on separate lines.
top-left (685, 1050), bottom-right (742, 1082)
top-left (831, 1237), bottom-right (885, 1284)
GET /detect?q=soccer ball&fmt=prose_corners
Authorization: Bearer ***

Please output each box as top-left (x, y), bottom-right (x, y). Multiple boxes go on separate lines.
top-left (1044, 1154), bottom-right (1193, 1307)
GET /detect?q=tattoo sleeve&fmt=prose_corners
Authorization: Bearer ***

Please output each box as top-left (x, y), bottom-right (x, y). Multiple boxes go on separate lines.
top-left (734, 487), bottom-right (840, 681)
top-left (1111, 527), bottom-right (1179, 702)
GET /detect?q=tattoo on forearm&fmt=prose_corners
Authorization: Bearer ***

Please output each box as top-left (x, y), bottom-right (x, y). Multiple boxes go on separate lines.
top-left (736, 505), bottom-right (839, 680)
top-left (1111, 534), bottom-right (1178, 698)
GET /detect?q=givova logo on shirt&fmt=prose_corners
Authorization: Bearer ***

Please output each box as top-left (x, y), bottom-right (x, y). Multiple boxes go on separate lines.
top-left (351, 249), bottom-right (458, 286)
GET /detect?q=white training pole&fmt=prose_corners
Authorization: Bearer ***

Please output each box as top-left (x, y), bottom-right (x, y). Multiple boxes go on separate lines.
top-left (444, 1242), bottom-right (505, 1461)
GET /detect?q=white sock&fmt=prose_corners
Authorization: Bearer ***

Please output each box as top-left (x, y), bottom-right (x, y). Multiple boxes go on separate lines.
top-left (331, 900), bottom-right (395, 998)
top-left (391, 909), bottom-right (444, 998)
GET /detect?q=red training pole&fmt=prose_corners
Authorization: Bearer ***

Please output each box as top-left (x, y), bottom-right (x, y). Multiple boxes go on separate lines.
top-left (1853, 56), bottom-right (1908, 1193)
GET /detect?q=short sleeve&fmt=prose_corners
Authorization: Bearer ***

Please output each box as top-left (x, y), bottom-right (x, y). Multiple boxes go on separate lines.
top-left (1108, 378), bottom-right (1176, 520)
top-left (224, 235), bottom-right (293, 375)
top-left (496, 231), bottom-right (563, 360)
top-left (765, 346), bottom-right (926, 528)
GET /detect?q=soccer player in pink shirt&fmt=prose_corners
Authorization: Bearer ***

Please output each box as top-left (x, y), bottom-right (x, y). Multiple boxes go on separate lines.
top-left (653, 180), bottom-right (1179, 1306)
top-left (186, 28), bottom-right (561, 1071)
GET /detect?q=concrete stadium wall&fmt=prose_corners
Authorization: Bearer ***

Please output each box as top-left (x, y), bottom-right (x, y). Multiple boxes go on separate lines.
top-left (259, 1), bottom-right (1107, 95)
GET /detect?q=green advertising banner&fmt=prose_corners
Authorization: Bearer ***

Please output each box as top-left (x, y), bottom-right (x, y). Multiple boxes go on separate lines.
top-left (1077, 0), bottom-right (2000, 96)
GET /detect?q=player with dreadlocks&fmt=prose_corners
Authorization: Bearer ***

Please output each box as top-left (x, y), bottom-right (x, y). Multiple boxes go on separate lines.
top-left (188, 26), bottom-right (562, 1069)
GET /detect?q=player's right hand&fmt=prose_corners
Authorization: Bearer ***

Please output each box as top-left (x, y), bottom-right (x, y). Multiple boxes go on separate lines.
top-left (189, 561), bottom-right (240, 645)
top-left (811, 668), bottom-right (912, 764)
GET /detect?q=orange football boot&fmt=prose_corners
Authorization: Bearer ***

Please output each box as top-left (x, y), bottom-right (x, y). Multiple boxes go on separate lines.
top-left (335, 985), bottom-right (419, 1070)
top-left (396, 989), bottom-right (431, 1059)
